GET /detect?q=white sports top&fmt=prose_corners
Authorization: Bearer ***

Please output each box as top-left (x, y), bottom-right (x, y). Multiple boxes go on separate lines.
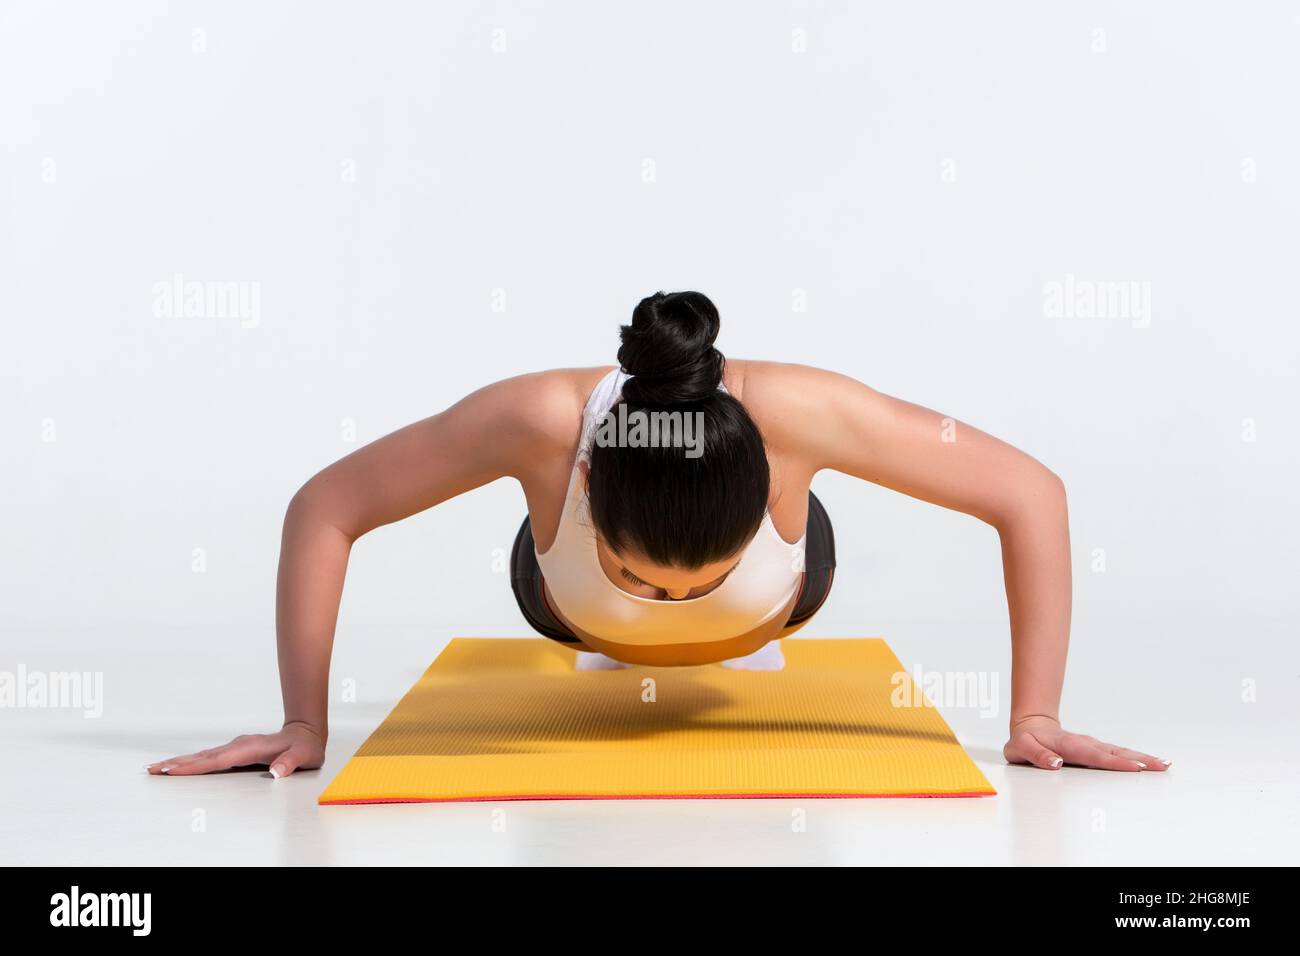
top-left (535, 368), bottom-right (805, 647)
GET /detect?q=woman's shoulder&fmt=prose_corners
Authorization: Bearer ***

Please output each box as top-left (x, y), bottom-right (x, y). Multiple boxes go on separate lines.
top-left (498, 365), bottom-right (614, 403)
top-left (480, 365), bottom-right (614, 452)
top-left (727, 359), bottom-right (862, 408)
top-left (728, 359), bottom-right (871, 452)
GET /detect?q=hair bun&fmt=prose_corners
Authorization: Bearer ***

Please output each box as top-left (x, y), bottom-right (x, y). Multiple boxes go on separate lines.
top-left (617, 291), bottom-right (724, 405)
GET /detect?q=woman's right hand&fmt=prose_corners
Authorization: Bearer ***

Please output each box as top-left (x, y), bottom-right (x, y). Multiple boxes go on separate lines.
top-left (146, 722), bottom-right (326, 778)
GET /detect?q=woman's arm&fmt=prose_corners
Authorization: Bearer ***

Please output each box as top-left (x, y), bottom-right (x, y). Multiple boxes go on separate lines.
top-left (148, 372), bottom-right (581, 778)
top-left (752, 362), bottom-right (1168, 772)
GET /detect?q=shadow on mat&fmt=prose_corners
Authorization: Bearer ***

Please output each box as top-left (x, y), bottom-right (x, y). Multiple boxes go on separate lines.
top-left (354, 669), bottom-right (960, 757)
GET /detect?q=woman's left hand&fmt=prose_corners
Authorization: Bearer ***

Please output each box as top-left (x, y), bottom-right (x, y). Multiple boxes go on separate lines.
top-left (1003, 715), bottom-right (1171, 772)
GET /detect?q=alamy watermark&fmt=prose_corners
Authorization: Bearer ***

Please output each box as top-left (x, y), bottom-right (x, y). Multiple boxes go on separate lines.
top-left (151, 272), bottom-right (261, 328)
top-left (891, 663), bottom-right (999, 718)
top-left (594, 403), bottom-right (705, 459)
top-left (1043, 274), bottom-right (1151, 328)
top-left (50, 886), bottom-right (150, 935)
top-left (0, 665), bottom-right (103, 718)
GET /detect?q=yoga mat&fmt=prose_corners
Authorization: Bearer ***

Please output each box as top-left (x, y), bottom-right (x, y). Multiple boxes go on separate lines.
top-left (319, 638), bottom-right (995, 804)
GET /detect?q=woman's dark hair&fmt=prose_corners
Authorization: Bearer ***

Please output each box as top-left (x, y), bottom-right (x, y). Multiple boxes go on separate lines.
top-left (587, 291), bottom-right (770, 570)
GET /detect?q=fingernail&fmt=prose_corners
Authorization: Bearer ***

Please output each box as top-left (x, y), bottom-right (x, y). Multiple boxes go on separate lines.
top-left (1135, 762), bottom-right (1147, 769)
top-left (270, 766), bottom-right (282, 779)
top-left (160, 767), bottom-right (171, 775)
top-left (1160, 759), bottom-right (1172, 767)
top-left (1049, 757), bottom-right (1063, 769)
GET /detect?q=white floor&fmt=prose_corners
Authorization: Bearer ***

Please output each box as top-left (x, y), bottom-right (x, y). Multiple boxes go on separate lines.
top-left (3, 619), bottom-right (1297, 866)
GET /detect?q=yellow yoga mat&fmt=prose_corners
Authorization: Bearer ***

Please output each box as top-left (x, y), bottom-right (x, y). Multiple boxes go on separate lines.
top-left (319, 638), bottom-right (995, 804)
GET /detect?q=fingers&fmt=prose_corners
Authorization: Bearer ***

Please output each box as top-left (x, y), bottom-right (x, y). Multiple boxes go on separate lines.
top-left (146, 750), bottom-right (205, 774)
top-left (1056, 736), bottom-right (1144, 772)
top-left (147, 736), bottom-right (270, 776)
top-left (1103, 742), bottom-right (1172, 772)
top-left (1004, 731), bottom-right (1064, 770)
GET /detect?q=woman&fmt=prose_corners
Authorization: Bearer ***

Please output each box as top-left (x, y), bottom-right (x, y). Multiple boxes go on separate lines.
top-left (148, 291), bottom-right (1170, 779)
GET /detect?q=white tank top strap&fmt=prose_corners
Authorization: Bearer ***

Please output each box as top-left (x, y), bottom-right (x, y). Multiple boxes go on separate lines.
top-left (575, 368), bottom-right (629, 466)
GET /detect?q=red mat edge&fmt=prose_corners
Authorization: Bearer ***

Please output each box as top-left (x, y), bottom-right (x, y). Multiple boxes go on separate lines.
top-left (320, 790), bottom-right (996, 805)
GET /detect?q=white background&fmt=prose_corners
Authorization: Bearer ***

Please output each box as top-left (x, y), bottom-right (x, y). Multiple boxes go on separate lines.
top-left (2, 1), bottom-right (1296, 865)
